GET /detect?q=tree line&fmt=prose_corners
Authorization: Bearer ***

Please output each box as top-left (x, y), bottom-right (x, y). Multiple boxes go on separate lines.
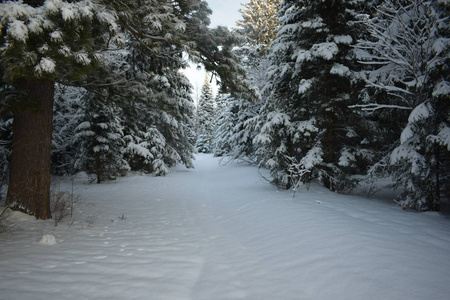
top-left (211, 0), bottom-right (449, 212)
top-left (0, 0), bottom-right (448, 220)
top-left (0, 0), bottom-right (253, 219)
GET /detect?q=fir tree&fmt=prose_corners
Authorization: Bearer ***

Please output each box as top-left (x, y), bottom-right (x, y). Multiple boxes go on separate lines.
top-left (236, 0), bottom-right (281, 53)
top-left (52, 84), bottom-right (85, 176)
top-left (213, 95), bottom-right (236, 157)
top-left (0, 0), bottom-right (121, 219)
top-left (213, 0), bottom-right (280, 162)
top-left (74, 91), bottom-right (129, 184)
top-left (355, 0), bottom-right (450, 211)
top-left (195, 76), bottom-right (216, 153)
top-left (255, 0), bottom-right (372, 191)
top-left (213, 95), bottom-right (261, 162)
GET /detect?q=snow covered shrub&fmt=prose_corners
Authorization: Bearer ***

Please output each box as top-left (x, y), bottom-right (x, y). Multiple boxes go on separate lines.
top-left (50, 189), bottom-right (80, 227)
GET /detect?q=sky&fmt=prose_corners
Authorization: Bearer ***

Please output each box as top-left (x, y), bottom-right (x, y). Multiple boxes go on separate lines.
top-left (185, 0), bottom-right (249, 103)
top-left (207, 0), bottom-right (246, 29)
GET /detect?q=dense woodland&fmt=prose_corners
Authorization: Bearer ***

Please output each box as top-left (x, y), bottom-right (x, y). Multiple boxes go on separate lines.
top-left (0, 0), bottom-right (449, 219)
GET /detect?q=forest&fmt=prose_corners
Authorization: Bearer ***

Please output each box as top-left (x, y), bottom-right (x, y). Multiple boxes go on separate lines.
top-left (0, 0), bottom-right (449, 220)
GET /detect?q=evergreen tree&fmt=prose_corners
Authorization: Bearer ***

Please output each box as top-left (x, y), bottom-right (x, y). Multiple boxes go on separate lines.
top-left (255, 0), bottom-right (372, 191)
top-left (213, 95), bottom-right (236, 157)
top-left (52, 84), bottom-right (85, 176)
top-left (355, 0), bottom-right (450, 211)
top-left (195, 77), bottom-right (216, 153)
top-left (213, 95), bottom-right (261, 162)
top-left (74, 91), bottom-right (129, 184)
top-left (236, 0), bottom-right (281, 53)
top-left (0, 0), bottom-right (121, 219)
top-left (213, 0), bottom-right (281, 162)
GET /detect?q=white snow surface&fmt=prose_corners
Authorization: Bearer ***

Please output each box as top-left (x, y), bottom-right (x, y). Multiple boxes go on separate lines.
top-left (1, 154), bottom-right (450, 300)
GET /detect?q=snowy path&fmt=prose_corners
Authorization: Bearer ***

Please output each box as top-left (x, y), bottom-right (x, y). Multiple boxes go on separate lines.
top-left (1, 154), bottom-right (450, 300)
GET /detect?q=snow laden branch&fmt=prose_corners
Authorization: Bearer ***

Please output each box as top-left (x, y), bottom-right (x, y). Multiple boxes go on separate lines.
top-left (0, 0), bottom-right (123, 82)
top-left (348, 103), bottom-right (412, 113)
top-left (355, 0), bottom-right (448, 106)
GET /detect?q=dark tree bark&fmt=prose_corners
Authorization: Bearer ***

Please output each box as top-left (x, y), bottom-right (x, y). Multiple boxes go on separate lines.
top-left (6, 79), bottom-right (54, 220)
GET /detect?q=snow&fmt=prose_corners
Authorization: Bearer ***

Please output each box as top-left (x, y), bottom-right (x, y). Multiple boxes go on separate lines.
top-left (301, 17), bottom-right (325, 29)
top-left (1, 154), bottom-right (450, 300)
top-left (430, 123), bottom-right (450, 150)
top-left (293, 49), bottom-right (312, 63)
top-left (338, 148), bottom-right (354, 167)
top-left (311, 42), bottom-right (339, 60)
top-left (432, 37), bottom-right (448, 54)
top-left (38, 234), bottom-right (57, 245)
top-left (298, 78), bottom-right (313, 94)
top-left (433, 80), bottom-right (450, 97)
top-left (45, 0), bottom-right (63, 14)
top-left (9, 19), bottom-right (29, 42)
top-left (34, 57), bottom-right (56, 75)
top-left (333, 35), bottom-right (353, 45)
top-left (61, 5), bottom-right (76, 21)
top-left (408, 102), bottom-right (432, 123)
top-left (75, 52), bottom-right (91, 65)
top-left (400, 124), bottom-right (414, 144)
top-left (330, 63), bottom-right (351, 77)
top-left (50, 30), bottom-right (63, 42)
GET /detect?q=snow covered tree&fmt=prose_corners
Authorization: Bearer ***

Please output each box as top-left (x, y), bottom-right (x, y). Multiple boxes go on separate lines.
top-left (214, 0), bottom-right (280, 162)
top-left (236, 0), bottom-right (281, 53)
top-left (195, 76), bottom-right (216, 153)
top-left (121, 69), bottom-right (196, 176)
top-left (74, 91), bottom-right (129, 183)
top-left (213, 95), bottom-right (236, 157)
top-left (52, 85), bottom-right (85, 176)
top-left (213, 95), bottom-right (261, 161)
top-left (255, 0), bottom-right (373, 191)
top-left (355, 0), bottom-right (450, 211)
top-left (110, 0), bottom-right (198, 174)
top-left (0, 0), bottom-right (121, 219)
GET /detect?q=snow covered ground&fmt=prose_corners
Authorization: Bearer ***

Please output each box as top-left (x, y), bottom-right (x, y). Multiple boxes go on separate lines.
top-left (1, 154), bottom-right (450, 300)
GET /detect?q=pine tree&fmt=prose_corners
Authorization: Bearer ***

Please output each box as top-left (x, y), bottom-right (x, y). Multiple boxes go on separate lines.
top-left (213, 0), bottom-right (280, 162)
top-left (195, 77), bottom-right (216, 153)
top-left (0, 0), bottom-right (120, 219)
top-left (213, 95), bottom-right (236, 157)
top-left (255, 0), bottom-right (372, 191)
top-left (355, 0), bottom-right (450, 210)
top-left (52, 85), bottom-right (85, 176)
top-left (74, 91), bottom-right (129, 184)
top-left (213, 95), bottom-right (261, 161)
top-left (236, 0), bottom-right (281, 53)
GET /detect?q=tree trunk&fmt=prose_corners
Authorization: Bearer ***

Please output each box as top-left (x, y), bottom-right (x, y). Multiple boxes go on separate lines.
top-left (6, 79), bottom-right (55, 220)
top-left (95, 152), bottom-right (103, 184)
